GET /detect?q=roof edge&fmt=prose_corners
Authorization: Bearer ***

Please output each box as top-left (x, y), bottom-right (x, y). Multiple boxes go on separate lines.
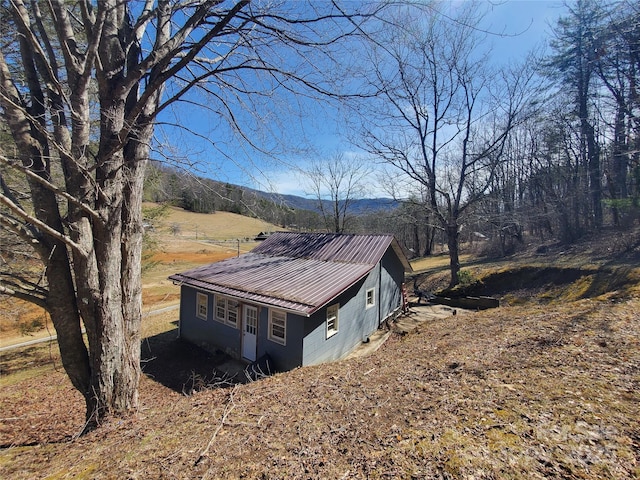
top-left (390, 238), bottom-right (413, 272)
top-left (169, 273), bottom-right (316, 317)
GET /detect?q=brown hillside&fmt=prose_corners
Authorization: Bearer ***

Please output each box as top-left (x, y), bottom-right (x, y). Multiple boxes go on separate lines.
top-left (1, 229), bottom-right (639, 479)
top-left (0, 206), bottom-right (283, 345)
top-left (156, 206), bottom-right (281, 240)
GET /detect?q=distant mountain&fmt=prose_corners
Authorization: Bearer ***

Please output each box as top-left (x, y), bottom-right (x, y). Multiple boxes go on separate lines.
top-left (143, 162), bottom-right (400, 225)
top-left (252, 190), bottom-right (400, 214)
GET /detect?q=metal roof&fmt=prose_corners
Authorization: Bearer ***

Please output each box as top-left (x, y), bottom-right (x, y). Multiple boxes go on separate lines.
top-left (169, 233), bottom-right (411, 316)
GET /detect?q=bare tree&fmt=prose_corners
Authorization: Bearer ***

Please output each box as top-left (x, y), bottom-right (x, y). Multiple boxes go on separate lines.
top-left (303, 152), bottom-right (372, 233)
top-left (512, 1), bottom-right (640, 241)
top-left (0, 0), bottom-right (379, 430)
top-left (353, 4), bottom-right (539, 286)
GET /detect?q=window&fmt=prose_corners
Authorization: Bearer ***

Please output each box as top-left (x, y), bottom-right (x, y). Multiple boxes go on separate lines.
top-left (215, 297), bottom-right (226, 323)
top-left (326, 303), bottom-right (339, 338)
top-left (227, 299), bottom-right (238, 327)
top-left (214, 296), bottom-right (239, 328)
top-left (366, 288), bottom-right (375, 309)
top-left (196, 292), bottom-right (208, 320)
top-left (269, 310), bottom-right (286, 345)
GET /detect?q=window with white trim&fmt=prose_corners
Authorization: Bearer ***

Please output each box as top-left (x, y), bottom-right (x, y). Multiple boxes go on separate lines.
top-left (326, 303), bottom-right (339, 338)
top-left (268, 309), bottom-right (286, 345)
top-left (366, 288), bottom-right (375, 309)
top-left (214, 296), bottom-right (239, 328)
top-left (215, 296), bottom-right (226, 323)
top-left (226, 299), bottom-right (238, 327)
top-left (196, 292), bottom-right (208, 320)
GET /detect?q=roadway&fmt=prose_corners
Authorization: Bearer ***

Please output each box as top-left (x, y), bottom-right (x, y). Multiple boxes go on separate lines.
top-left (0, 304), bottom-right (179, 353)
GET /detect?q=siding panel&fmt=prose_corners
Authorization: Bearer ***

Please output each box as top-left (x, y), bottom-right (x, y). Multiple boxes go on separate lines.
top-left (179, 287), bottom-right (241, 358)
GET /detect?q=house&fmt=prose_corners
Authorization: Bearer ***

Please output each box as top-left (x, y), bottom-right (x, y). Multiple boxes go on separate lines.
top-left (253, 231), bottom-right (271, 241)
top-left (168, 232), bottom-right (412, 371)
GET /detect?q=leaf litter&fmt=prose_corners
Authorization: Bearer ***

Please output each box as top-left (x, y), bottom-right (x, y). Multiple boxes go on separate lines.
top-left (1, 240), bottom-right (639, 479)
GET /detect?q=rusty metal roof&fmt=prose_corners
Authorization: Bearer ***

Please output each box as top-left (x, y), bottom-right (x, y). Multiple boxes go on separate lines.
top-left (169, 233), bottom-right (411, 316)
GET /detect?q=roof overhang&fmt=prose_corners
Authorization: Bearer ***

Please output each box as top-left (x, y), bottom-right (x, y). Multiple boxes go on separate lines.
top-left (390, 237), bottom-right (413, 272)
top-left (169, 253), bottom-right (375, 317)
top-left (170, 275), bottom-right (317, 316)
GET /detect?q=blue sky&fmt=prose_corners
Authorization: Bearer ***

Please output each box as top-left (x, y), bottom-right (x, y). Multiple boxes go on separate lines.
top-left (154, 0), bottom-right (567, 198)
top-left (486, 0), bottom-right (566, 59)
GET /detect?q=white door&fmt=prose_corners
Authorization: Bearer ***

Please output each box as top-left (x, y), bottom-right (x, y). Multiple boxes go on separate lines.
top-left (242, 305), bottom-right (258, 361)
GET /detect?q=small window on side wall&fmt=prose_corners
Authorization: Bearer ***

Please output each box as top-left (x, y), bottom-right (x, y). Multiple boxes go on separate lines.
top-left (326, 303), bottom-right (339, 338)
top-left (196, 292), bottom-right (208, 320)
top-left (269, 309), bottom-right (286, 345)
top-left (366, 288), bottom-right (375, 309)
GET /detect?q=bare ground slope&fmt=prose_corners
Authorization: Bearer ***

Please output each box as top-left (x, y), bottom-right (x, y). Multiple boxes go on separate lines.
top-left (1, 228), bottom-right (639, 479)
top-left (1, 297), bottom-right (638, 479)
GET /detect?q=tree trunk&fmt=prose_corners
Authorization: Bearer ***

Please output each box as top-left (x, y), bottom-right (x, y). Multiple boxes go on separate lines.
top-left (46, 249), bottom-right (91, 398)
top-left (422, 213), bottom-right (435, 256)
top-left (446, 223), bottom-right (461, 287)
top-left (412, 223), bottom-right (420, 256)
top-left (609, 105), bottom-right (628, 226)
top-left (0, 48), bottom-right (93, 403)
top-left (586, 121), bottom-right (602, 228)
top-left (86, 210), bottom-right (137, 423)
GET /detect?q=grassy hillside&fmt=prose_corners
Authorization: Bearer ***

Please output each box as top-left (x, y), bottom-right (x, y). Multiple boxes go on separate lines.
top-left (139, 205), bottom-right (285, 314)
top-left (1, 228), bottom-right (639, 479)
top-left (0, 205), bottom-right (284, 346)
top-left (155, 205), bottom-right (281, 240)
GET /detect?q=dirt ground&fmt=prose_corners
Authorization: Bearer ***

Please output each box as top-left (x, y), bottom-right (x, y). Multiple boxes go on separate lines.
top-left (1, 223), bottom-right (639, 479)
top-left (1, 292), bottom-right (638, 479)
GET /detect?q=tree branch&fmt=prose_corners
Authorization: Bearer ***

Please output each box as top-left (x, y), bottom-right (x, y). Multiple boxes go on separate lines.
top-left (0, 282), bottom-right (48, 308)
top-left (0, 154), bottom-right (101, 222)
top-left (0, 192), bottom-right (88, 258)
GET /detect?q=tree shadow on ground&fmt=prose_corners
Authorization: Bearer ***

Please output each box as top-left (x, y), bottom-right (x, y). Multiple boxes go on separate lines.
top-left (140, 326), bottom-right (236, 394)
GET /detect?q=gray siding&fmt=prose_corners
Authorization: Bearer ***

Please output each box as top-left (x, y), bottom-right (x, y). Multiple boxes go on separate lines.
top-left (379, 248), bottom-right (404, 321)
top-left (179, 287), bottom-right (305, 371)
top-left (255, 308), bottom-right (304, 372)
top-left (179, 287), bottom-right (241, 358)
top-left (302, 268), bottom-right (380, 366)
top-left (300, 249), bottom-right (404, 367)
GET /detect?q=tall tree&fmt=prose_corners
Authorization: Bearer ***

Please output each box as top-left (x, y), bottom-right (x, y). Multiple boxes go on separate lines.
top-left (303, 152), bottom-right (372, 233)
top-left (0, 0), bottom-right (378, 430)
top-left (526, 101), bottom-right (586, 243)
top-left (547, 0), bottom-right (606, 229)
top-left (595, 1), bottom-right (640, 224)
top-left (354, 4), bottom-right (538, 286)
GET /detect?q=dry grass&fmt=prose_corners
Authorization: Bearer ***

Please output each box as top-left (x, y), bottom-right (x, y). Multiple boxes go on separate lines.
top-left (410, 253), bottom-right (472, 273)
top-left (1, 223), bottom-right (640, 479)
top-left (1, 295), bottom-right (638, 479)
top-left (156, 206), bottom-right (280, 240)
top-left (0, 205), bottom-right (280, 344)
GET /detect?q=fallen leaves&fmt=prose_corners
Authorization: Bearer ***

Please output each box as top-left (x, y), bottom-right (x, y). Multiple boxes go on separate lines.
top-left (1, 272), bottom-right (639, 479)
